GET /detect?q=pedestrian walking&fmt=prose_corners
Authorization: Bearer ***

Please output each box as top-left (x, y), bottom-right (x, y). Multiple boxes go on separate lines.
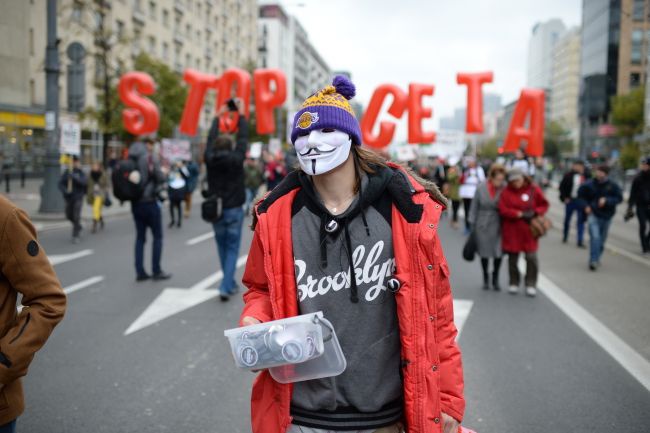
top-left (183, 160), bottom-right (199, 218)
top-left (128, 138), bottom-right (171, 282)
top-left (243, 157), bottom-right (263, 216)
top-left (58, 155), bottom-right (87, 243)
top-left (204, 101), bottom-right (248, 301)
top-left (507, 148), bottom-right (535, 176)
top-left (167, 161), bottom-right (189, 228)
top-left (626, 157), bottom-right (650, 254)
top-left (0, 196), bottom-right (67, 432)
top-left (469, 164), bottom-right (506, 291)
top-left (459, 158), bottom-right (485, 233)
top-left (498, 168), bottom-right (549, 297)
top-left (86, 162), bottom-right (108, 233)
top-left (446, 165), bottom-right (462, 229)
top-left (239, 76), bottom-right (464, 433)
top-left (264, 152), bottom-right (287, 191)
top-left (578, 164), bottom-right (623, 270)
top-left (559, 159), bottom-right (588, 247)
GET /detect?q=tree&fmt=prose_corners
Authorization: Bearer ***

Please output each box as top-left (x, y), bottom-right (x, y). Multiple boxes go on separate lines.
top-left (611, 86), bottom-right (645, 139)
top-left (544, 120), bottom-right (573, 161)
top-left (620, 142), bottom-right (641, 170)
top-left (477, 137), bottom-right (499, 160)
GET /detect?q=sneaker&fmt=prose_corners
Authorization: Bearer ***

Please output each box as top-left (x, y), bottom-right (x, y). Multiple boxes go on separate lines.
top-left (136, 273), bottom-right (151, 282)
top-left (525, 286), bottom-right (537, 297)
top-left (152, 272), bottom-right (172, 281)
top-left (589, 262), bottom-right (597, 271)
top-left (508, 285), bottom-right (519, 295)
top-left (72, 236), bottom-right (81, 244)
top-left (219, 293), bottom-right (230, 302)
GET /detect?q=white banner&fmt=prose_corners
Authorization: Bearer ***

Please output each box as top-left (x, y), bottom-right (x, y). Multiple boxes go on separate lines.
top-left (249, 142), bottom-right (263, 159)
top-left (420, 129), bottom-right (467, 162)
top-left (161, 139), bottom-right (191, 163)
top-left (60, 121), bottom-right (81, 155)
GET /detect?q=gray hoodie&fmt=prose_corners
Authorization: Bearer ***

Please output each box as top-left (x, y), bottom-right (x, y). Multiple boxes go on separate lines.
top-left (128, 142), bottom-right (165, 203)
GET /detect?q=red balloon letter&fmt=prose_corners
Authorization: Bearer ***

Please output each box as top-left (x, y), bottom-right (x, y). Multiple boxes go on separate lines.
top-left (179, 69), bottom-right (219, 136)
top-left (456, 71), bottom-right (493, 133)
top-left (253, 69), bottom-right (287, 135)
top-left (118, 72), bottom-right (159, 135)
top-left (360, 84), bottom-right (408, 148)
top-left (217, 68), bottom-right (251, 133)
top-left (503, 89), bottom-right (545, 157)
top-left (407, 83), bottom-right (435, 144)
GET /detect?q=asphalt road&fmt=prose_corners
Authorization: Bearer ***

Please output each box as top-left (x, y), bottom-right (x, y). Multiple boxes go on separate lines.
top-left (18, 201), bottom-right (650, 433)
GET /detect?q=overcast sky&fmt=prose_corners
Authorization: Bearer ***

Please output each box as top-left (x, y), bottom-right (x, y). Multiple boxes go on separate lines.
top-left (283, 0), bottom-right (581, 136)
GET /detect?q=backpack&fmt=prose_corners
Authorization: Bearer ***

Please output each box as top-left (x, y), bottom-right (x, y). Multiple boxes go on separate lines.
top-left (112, 157), bottom-right (144, 202)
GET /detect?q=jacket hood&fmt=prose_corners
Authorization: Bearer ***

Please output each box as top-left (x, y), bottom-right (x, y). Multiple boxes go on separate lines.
top-left (128, 141), bottom-right (147, 159)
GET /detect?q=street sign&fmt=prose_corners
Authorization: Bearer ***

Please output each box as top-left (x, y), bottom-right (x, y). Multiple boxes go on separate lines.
top-left (59, 121), bottom-right (81, 155)
top-left (45, 111), bottom-right (55, 131)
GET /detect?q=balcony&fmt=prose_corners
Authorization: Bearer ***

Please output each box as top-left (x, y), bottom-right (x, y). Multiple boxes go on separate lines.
top-left (174, 0), bottom-right (185, 14)
top-left (173, 30), bottom-right (184, 45)
top-left (132, 8), bottom-right (146, 24)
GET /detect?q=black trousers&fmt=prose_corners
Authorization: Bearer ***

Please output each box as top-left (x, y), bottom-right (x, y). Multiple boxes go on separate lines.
top-left (451, 200), bottom-right (461, 223)
top-left (65, 197), bottom-right (83, 237)
top-left (507, 252), bottom-right (538, 287)
top-left (462, 198), bottom-right (472, 230)
top-left (638, 205), bottom-right (650, 253)
top-left (169, 199), bottom-right (183, 225)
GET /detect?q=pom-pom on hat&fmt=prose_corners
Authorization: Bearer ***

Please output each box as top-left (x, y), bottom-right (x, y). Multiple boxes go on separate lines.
top-left (291, 75), bottom-right (362, 146)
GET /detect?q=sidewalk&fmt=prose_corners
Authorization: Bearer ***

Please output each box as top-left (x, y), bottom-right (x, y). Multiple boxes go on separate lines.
top-left (1, 178), bottom-right (132, 232)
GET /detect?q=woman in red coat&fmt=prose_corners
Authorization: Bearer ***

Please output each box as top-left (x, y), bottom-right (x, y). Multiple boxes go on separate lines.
top-left (498, 168), bottom-right (549, 297)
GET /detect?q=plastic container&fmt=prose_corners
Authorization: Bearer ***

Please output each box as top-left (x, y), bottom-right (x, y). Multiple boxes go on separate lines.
top-left (224, 312), bottom-right (325, 370)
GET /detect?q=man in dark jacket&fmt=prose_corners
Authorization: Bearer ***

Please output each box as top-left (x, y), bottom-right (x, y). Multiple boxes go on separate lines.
top-left (578, 164), bottom-right (623, 270)
top-left (204, 101), bottom-right (248, 301)
top-left (58, 155), bottom-right (87, 243)
top-left (128, 138), bottom-right (171, 282)
top-left (0, 196), bottom-right (67, 431)
top-left (559, 159), bottom-right (587, 247)
top-left (626, 157), bottom-right (650, 253)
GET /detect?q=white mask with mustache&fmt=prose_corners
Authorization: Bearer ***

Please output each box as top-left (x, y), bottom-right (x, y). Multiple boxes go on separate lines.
top-left (294, 129), bottom-right (352, 175)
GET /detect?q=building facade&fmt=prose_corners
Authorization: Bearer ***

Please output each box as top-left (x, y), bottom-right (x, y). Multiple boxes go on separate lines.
top-left (0, 0), bottom-right (258, 174)
top-left (527, 19), bottom-right (567, 89)
top-left (551, 26), bottom-right (581, 153)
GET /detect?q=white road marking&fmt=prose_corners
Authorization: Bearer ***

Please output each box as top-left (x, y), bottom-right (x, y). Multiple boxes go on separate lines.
top-left (519, 256), bottom-right (650, 392)
top-left (453, 299), bottom-right (474, 338)
top-left (49, 249), bottom-right (93, 266)
top-left (63, 276), bottom-right (105, 295)
top-left (186, 232), bottom-right (215, 246)
top-left (604, 243), bottom-right (650, 268)
top-left (125, 255), bottom-right (249, 335)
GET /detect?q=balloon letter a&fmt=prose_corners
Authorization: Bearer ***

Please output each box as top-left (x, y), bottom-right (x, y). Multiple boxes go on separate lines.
top-left (118, 72), bottom-right (159, 135)
top-left (456, 71), bottom-right (493, 133)
top-left (503, 89), bottom-right (545, 157)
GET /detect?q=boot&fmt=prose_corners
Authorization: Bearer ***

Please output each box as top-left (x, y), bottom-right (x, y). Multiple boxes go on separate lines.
top-left (92, 220), bottom-right (97, 234)
top-left (482, 271), bottom-right (489, 290)
top-left (492, 272), bottom-right (501, 291)
top-left (99, 217), bottom-right (105, 230)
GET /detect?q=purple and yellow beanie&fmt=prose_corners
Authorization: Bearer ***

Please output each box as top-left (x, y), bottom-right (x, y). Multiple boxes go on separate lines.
top-left (291, 75), bottom-right (362, 145)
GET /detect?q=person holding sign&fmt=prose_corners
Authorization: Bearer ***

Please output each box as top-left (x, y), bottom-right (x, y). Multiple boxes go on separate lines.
top-left (239, 76), bottom-right (465, 433)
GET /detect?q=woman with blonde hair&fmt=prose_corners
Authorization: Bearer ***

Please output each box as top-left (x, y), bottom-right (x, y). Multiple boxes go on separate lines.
top-left (86, 161), bottom-right (107, 233)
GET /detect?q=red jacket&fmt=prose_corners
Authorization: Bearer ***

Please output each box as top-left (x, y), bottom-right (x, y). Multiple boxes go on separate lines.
top-left (498, 181), bottom-right (549, 253)
top-left (240, 163), bottom-right (465, 433)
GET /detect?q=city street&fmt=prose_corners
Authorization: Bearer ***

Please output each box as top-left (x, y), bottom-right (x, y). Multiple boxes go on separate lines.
top-left (17, 199), bottom-right (650, 433)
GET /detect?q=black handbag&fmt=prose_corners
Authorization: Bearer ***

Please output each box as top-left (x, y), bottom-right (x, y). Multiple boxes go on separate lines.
top-left (103, 192), bottom-right (113, 208)
top-left (462, 230), bottom-right (477, 261)
top-left (200, 177), bottom-right (222, 223)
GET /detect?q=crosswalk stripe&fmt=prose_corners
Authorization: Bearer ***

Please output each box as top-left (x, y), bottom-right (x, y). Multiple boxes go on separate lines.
top-left (186, 232), bottom-right (214, 246)
top-left (63, 276), bottom-right (105, 295)
top-left (49, 249), bottom-right (93, 266)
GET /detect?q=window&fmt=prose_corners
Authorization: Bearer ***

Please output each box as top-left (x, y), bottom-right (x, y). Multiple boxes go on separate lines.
top-left (72, 1), bottom-right (82, 22)
top-left (197, 30), bottom-right (201, 43)
top-left (149, 1), bottom-right (156, 20)
top-left (185, 53), bottom-right (191, 67)
top-left (162, 9), bottom-right (169, 26)
top-left (29, 28), bottom-right (34, 55)
top-left (148, 36), bottom-right (156, 54)
top-left (116, 20), bottom-right (125, 39)
top-left (162, 42), bottom-right (169, 60)
top-left (196, 58), bottom-right (200, 69)
top-left (633, 0), bottom-right (645, 21)
top-left (186, 24), bottom-right (191, 37)
top-left (30, 79), bottom-right (35, 105)
top-left (630, 73), bottom-right (641, 88)
top-left (631, 29), bottom-right (643, 64)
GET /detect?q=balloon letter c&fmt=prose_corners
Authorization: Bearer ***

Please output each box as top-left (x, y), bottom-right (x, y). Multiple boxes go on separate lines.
top-left (360, 84), bottom-right (408, 148)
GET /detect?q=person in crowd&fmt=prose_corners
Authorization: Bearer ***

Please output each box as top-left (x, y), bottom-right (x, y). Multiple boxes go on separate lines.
top-left (239, 76), bottom-right (464, 433)
top-left (533, 157), bottom-right (549, 189)
top-left (243, 157), bottom-right (263, 216)
top-left (204, 100), bottom-right (248, 302)
top-left (167, 161), bottom-right (189, 228)
top-left (459, 158), bottom-right (486, 233)
top-left (86, 161), bottom-right (108, 233)
top-left (498, 168), bottom-right (549, 297)
top-left (626, 157), bottom-right (650, 254)
top-left (559, 159), bottom-right (587, 247)
top-left (446, 165), bottom-right (462, 229)
top-left (58, 155), bottom-right (87, 244)
top-left (0, 195), bottom-right (67, 432)
top-left (128, 138), bottom-right (171, 282)
top-left (469, 164), bottom-right (507, 291)
top-left (264, 152), bottom-right (287, 191)
top-left (183, 159), bottom-right (200, 219)
top-left (507, 148), bottom-right (535, 176)
top-left (578, 164), bottom-right (623, 270)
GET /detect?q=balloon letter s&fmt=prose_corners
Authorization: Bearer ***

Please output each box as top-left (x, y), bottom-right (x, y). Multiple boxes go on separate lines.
top-left (118, 72), bottom-right (159, 135)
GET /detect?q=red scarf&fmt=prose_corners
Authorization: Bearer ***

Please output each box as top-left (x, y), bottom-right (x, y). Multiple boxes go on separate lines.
top-left (487, 180), bottom-right (497, 198)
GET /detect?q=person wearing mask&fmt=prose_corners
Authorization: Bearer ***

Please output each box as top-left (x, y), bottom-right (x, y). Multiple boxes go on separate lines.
top-left (559, 159), bottom-right (587, 247)
top-left (167, 161), bottom-right (189, 228)
top-left (469, 164), bottom-right (507, 291)
top-left (459, 158), bottom-right (486, 233)
top-left (243, 157), bottom-right (263, 216)
top-left (446, 165), bottom-right (462, 229)
top-left (578, 165), bottom-right (623, 270)
top-left (58, 155), bottom-right (87, 243)
top-left (204, 100), bottom-right (248, 301)
top-left (183, 160), bottom-right (200, 219)
top-left (498, 168), bottom-right (549, 297)
top-left (0, 196), bottom-right (67, 432)
top-left (626, 157), bottom-right (650, 254)
top-left (239, 76), bottom-right (464, 433)
top-left (86, 161), bottom-right (108, 233)
top-left (128, 138), bottom-right (171, 282)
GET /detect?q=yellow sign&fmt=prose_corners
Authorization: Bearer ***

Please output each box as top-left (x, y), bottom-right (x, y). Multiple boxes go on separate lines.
top-left (0, 111), bottom-right (46, 128)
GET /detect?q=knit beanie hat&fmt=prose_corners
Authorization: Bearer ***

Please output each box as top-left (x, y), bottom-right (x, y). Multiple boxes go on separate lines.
top-left (291, 75), bottom-right (362, 145)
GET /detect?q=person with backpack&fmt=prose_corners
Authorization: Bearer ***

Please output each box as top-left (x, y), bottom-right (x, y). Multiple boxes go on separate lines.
top-left (239, 76), bottom-right (464, 433)
top-left (625, 157), bottom-right (650, 254)
top-left (127, 138), bottom-right (171, 282)
top-left (58, 155), bottom-right (87, 244)
top-left (167, 161), bottom-right (189, 228)
top-left (86, 161), bottom-right (108, 233)
top-left (204, 100), bottom-right (248, 301)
